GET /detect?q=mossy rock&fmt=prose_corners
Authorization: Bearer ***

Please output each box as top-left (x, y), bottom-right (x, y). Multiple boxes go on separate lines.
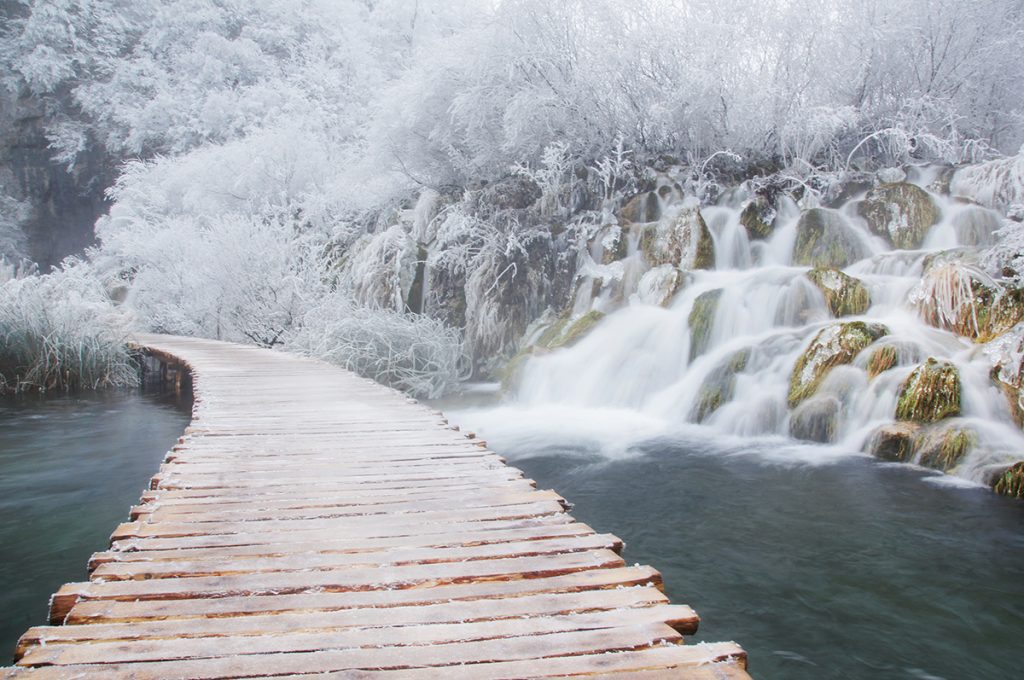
top-left (550, 310), bottom-right (605, 349)
top-left (895, 358), bottom-right (961, 423)
top-left (793, 208), bottom-right (867, 268)
top-left (619, 192), bottom-right (661, 224)
top-left (788, 321), bottom-right (889, 407)
top-left (740, 194), bottom-right (776, 240)
top-left (499, 347), bottom-right (533, 392)
top-left (915, 257), bottom-right (1024, 341)
top-left (914, 424), bottom-right (976, 472)
top-left (866, 345), bottom-right (899, 378)
top-left (638, 265), bottom-right (687, 307)
top-left (806, 268), bottom-right (870, 317)
top-left (789, 396), bottom-right (841, 443)
top-left (535, 318), bottom-right (570, 349)
top-left (868, 422), bottom-right (921, 462)
top-left (692, 350), bottom-right (749, 423)
top-left (992, 462), bottom-right (1024, 498)
top-left (594, 225), bottom-right (630, 264)
top-left (856, 182), bottom-right (940, 250)
top-left (688, 289), bottom-right (723, 360)
top-left (640, 205), bottom-right (715, 270)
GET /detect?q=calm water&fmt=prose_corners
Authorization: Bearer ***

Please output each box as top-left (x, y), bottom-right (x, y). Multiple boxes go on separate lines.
top-left (0, 388), bottom-right (191, 660)
top-left (446, 407), bottom-right (1024, 680)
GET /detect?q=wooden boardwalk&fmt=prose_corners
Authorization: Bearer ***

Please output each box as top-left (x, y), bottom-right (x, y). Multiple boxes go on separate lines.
top-left (4, 335), bottom-right (750, 679)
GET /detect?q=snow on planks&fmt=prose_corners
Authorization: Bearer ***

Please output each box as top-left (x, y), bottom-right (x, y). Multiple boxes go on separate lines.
top-left (3, 334), bottom-right (750, 679)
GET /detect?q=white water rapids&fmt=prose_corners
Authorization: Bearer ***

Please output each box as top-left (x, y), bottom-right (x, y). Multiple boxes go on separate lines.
top-left (457, 168), bottom-right (1024, 486)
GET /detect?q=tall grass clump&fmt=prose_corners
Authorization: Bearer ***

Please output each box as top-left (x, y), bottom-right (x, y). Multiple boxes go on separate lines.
top-left (0, 262), bottom-right (138, 393)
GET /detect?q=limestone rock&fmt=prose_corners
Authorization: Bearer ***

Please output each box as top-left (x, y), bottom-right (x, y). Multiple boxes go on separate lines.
top-left (619, 191), bottom-right (661, 224)
top-left (739, 194), bottom-right (776, 240)
top-left (793, 209), bottom-right (867, 268)
top-left (806, 268), bottom-right (870, 317)
top-left (868, 422), bottom-right (921, 462)
top-left (915, 423), bottom-right (976, 471)
top-left (789, 396), bottom-right (841, 443)
top-left (692, 350), bottom-right (748, 423)
top-left (640, 203), bottom-right (715, 270)
top-left (856, 182), bottom-right (939, 250)
top-left (688, 288), bottom-right (723, 360)
top-left (788, 321), bottom-right (889, 407)
top-left (895, 358), bottom-right (961, 423)
top-left (992, 461), bottom-right (1024, 498)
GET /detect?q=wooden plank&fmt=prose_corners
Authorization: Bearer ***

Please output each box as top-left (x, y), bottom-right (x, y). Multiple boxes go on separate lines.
top-left (15, 623), bottom-right (688, 677)
top-left (90, 533), bottom-right (622, 580)
top-left (18, 587), bottom-right (677, 653)
top-left (64, 565), bottom-right (664, 623)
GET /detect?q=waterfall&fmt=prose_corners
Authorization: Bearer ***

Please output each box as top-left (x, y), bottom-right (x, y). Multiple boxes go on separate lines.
top-left (481, 171), bottom-right (1024, 486)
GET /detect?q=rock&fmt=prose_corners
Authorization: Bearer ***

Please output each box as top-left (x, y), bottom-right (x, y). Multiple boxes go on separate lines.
top-left (637, 265), bottom-right (686, 307)
top-left (915, 423), bottom-right (976, 471)
top-left (593, 225), bottom-right (629, 264)
top-left (688, 288), bottom-right (723, 360)
top-left (914, 258), bottom-right (1024, 342)
top-left (856, 182), bottom-right (940, 249)
top-left (739, 194), bottom-right (777, 240)
top-left (792, 209), bottom-right (868, 268)
top-left (549, 310), bottom-right (605, 349)
top-left (866, 344), bottom-right (899, 378)
top-left (789, 396), bottom-right (841, 443)
top-left (788, 321), bottom-right (889, 407)
top-left (806, 268), bottom-right (870, 317)
top-left (877, 167), bottom-right (907, 184)
top-left (640, 202), bottom-right (715, 270)
top-left (868, 422), bottom-right (921, 462)
top-left (927, 165), bottom-right (956, 196)
top-left (478, 176), bottom-right (542, 211)
top-left (991, 461), bottom-right (1024, 498)
top-left (895, 358), bottom-right (961, 423)
top-left (619, 191), bottom-right (661, 224)
top-left (692, 350), bottom-right (748, 423)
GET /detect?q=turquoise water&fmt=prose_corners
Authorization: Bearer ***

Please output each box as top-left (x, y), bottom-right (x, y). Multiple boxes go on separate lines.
top-left (0, 388), bottom-right (190, 660)
top-left (477, 434), bottom-right (1024, 679)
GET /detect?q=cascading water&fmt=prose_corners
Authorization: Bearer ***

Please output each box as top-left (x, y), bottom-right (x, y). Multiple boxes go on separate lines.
top-left (474, 168), bottom-right (1024, 487)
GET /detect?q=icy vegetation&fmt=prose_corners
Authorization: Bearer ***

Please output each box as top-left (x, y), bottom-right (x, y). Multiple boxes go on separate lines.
top-left (3, 0), bottom-right (1024, 489)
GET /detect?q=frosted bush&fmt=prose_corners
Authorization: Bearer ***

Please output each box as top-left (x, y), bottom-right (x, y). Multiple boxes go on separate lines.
top-left (0, 263), bottom-right (137, 393)
top-left (286, 294), bottom-right (469, 399)
top-left (951, 151), bottom-right (1024, 212)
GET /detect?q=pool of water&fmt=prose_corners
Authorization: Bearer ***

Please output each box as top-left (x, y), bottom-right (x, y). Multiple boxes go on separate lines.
top-left (446, 408), bottom-right (1024, 680)
top-left (0, 388), bottom-right (191, 660)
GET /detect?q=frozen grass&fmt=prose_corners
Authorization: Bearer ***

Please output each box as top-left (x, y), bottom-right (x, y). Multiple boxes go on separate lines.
top-left (0, 263), bottom-right (138, 393)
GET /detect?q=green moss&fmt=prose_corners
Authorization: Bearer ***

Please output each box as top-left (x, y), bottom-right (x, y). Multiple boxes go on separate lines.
top-left (992, 462), bottom-right (1024, 498)
top-left (806, 268), bottom-right (871, 317)
top-left (793, 209), bottom-right (865, 268)
top-left (788, 321), bottom-right (889, 407)
top-left (550, 310), bottom-right (605, 349)
top-left (915, 425), bottom-right (976, 471)
top-left (856, 182), bottom-right (939, 250)
top-left (498, 347), bottom-right (532, 393)
top-left (692, 349), bottom-right (749, 422)
top-left (693, 211), bottom-right (716, 270)
top-left (895, 358), bottom-right (962, 423)
top-left (535, 318), bottom-right (569, 349)
top-left (688, 289), bottom-right (723, 360)
top-left (867, 345), bottom-right (899, 378)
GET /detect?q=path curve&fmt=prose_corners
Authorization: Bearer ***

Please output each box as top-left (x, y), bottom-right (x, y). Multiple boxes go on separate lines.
top-left (4, 334), bottom-right (749, 679)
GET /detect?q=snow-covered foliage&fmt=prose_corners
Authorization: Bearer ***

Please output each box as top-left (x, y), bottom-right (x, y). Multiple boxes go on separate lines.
top-left (285, 294), bottom-right (469, 399)
top-left (2, 0), bottom-right (1024, 395)
top-left (0, 261), bottom-right (137, 393)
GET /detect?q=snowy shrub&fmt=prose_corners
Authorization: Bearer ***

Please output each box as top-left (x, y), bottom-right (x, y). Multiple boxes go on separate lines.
top-left (951, 151), bottom-right (1024, 212)
top-left (286, 294), bottom-right (469, 399)
top-left (0, 262), bottom-right (137, 393)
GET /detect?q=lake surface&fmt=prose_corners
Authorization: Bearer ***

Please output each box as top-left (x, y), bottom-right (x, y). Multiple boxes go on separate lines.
top-left (447, 407), bottom-right (1024, 680)
top-left (0, 388), bottom-right (191, 660)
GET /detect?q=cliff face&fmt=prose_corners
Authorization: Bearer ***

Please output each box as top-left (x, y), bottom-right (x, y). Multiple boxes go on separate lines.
top-left (0, 87), bottom-right (114, 269)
